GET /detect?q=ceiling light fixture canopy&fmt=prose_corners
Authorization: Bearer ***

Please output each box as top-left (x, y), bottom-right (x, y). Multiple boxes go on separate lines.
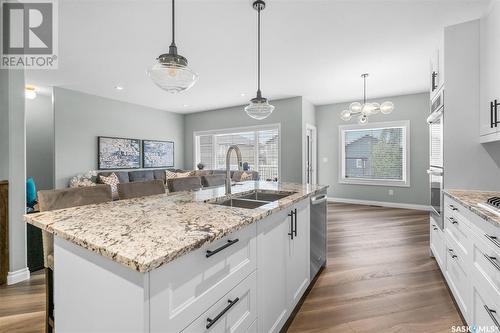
top-left (245, 0), bottom-right (274, 120)
top-left (340, 74), bottom-right (394, 125)
top-left (147, 0), bottom-right (198, 93)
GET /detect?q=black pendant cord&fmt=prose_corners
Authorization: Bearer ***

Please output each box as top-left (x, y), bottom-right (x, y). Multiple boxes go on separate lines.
top-left (171, 0), bottom-right (175, 46)
top-left (257, 5), bottom-right (262, 98)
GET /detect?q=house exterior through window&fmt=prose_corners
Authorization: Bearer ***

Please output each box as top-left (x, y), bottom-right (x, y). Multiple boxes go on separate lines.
top-left (339, 120), bottom-right (410, 187)
top-left (194, 124), bottom-right (280, 181)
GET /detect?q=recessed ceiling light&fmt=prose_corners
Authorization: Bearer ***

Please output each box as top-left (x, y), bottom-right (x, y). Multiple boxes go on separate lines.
top-left (240, 93), bottom-right (246, 97)
top-left (115, 86), bottom-right (124, 90)
top-left (183, 104), bottom-right (189, 107)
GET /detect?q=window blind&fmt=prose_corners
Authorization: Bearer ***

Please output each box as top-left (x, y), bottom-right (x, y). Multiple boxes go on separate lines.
top-left (343, 126), bottom-right (406, 182)
top-left (195, 126), bottom-right (279, 180)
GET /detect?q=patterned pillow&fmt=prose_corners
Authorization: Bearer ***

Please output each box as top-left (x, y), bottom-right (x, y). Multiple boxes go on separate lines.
top-left (99, 173), bottom-right (120, 200)
top-left (69, 170), bottom-right (98, 188)
top-left (240, 171), bottom-right (253, 181)
top-left (176, 171), bottom-right (193, 178)
top-left (165, 170), bottom-right (177, 179)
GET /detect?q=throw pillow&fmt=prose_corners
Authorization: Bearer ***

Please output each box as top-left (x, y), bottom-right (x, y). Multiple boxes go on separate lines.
top-left (240, 171), bottom-right (253, 181)
top-left (99, 173), bottom-right (120, 200)
top-left (165, 170), bottom-right (177, 179)
top-left (69, 170), bottom-right (98, 188)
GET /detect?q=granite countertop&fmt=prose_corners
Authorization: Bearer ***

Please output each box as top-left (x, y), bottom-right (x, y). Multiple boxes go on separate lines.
top-left (24, 181), bottom-right (328, 273)
top-left (444, 189), bottom-right (500, 227)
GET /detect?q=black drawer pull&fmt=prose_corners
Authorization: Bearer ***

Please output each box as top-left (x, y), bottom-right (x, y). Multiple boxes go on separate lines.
top-left (484, 305), bottom-right (500, 329)
top-left (448, 204), bottom-right (458, 211)
top-left (484, 253), bottom-right (500, 272)
top-left (293, 208), bottom-right (297, 237)
top-left (448, 248), bottom-right (458, 259)
top-left (448, 217), bottom-right (458, 225)
top-left (288, 210), bottom-right (294, 240)
top-left (485, 234), bottom-right (500, 250)
top-left (206, 239), bottom-right (239, 258)
top-left (206, 297), bottom-right (240, 329)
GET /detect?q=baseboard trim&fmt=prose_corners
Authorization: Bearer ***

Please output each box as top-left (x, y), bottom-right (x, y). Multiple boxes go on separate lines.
top-left (7, 267), bottom-right (30, 285)
top-left (328, 197), bottom-right (431, 211)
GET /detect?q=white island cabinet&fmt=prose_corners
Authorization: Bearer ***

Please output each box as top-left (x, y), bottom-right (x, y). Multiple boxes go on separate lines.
top-left (52, 197), bottom-right (312, 333)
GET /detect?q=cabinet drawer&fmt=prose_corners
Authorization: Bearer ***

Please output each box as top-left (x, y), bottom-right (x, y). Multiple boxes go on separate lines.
top-left (150, 223), bottom-right (257, 332)
top-left (445, 231), bottom-right (470, 317)
top-left (471, 287), bottom-right (500, 333)
top-left (430, 220), bottom-right (445, 270)
top-left (182, 271), bottom-right (257, 333)
top-left (445, 215), bottom-right (472, 259)
top-left (471, 233), bottom-right (500, 302)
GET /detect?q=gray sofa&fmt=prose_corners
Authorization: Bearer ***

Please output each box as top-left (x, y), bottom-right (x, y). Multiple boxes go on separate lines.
top-left (97, 169), bottom-right (259, 192)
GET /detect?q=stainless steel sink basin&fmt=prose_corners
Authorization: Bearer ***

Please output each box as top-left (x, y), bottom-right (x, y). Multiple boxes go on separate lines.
top-left (212, 190), bottom-right (296, 209)
top-left (236, 190), bottom-right (295, 202)
top-left (217, 198), bottom-right (270, 209)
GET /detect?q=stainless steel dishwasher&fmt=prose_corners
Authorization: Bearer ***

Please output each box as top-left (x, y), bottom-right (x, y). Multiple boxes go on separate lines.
top-left (310, 189), bottom-right (327, 279)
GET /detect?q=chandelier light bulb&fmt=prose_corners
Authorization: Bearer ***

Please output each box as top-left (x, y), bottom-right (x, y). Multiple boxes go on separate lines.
top-left (380, 101), bottom-right (394, 114)
top-left (340, 110), bottom-right (352, 121)
top-left (349, 102), bottom-right (362, 113)
top-left (358, 114), bottom-right (368, 125)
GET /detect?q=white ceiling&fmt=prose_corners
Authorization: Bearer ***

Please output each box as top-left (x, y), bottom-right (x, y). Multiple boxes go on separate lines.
top-left (27, 0), bottom-right (488, 113)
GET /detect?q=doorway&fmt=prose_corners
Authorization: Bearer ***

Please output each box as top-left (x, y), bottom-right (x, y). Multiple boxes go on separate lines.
top-left (305, 124), bottom-right (317, 186)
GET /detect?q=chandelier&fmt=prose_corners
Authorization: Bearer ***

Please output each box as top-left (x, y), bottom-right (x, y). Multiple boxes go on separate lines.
top-left (340, 74), bottom-right (394, 125)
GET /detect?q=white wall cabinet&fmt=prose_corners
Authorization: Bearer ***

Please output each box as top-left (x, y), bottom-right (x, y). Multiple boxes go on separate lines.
top-left (257, 200), bottom-right (311, 333)
top-left (430, 33), bottom-right (444, 100)
top-left (480, 1), bottom-right (500, 142)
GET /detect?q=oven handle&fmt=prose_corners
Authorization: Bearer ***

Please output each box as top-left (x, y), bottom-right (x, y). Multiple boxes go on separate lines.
top-left (427, 169), bottom-right (443, 176)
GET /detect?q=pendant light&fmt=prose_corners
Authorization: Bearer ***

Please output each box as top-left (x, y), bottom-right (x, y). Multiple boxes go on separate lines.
top-left (147, 0), bottom-right (198, 93)
top-left (245, 0), bottom-right (275, 120)
top-left (340, 74), bottom-right (394, 125)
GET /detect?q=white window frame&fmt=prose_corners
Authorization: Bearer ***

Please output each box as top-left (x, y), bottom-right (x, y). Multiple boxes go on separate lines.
top-left (193, 123), bottom-right (281, 178)
top-left (339, 120), bottom-right (410, 187)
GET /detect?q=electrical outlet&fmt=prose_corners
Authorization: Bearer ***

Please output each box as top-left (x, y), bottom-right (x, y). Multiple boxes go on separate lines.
top-left (388, 189), bottom-right (394, 196)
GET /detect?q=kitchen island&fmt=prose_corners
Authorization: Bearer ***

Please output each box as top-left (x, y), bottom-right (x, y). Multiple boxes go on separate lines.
top-left (25, 181), bottom-right (328, 333)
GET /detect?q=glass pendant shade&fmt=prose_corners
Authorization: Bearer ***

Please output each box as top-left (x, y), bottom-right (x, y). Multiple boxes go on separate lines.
top-left (340, 110), bottom-right (352, 121)
top-left (349, 102), bottom-right (362, 113)
top-left (147, 59), bottom-right (198, 93)
top-left (245, 96), bottom-right (275, 120)
top-left (380, 101), bottom-right (395, 114)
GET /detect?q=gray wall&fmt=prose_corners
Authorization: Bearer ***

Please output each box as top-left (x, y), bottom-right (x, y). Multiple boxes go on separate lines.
top-left (26, 94), bottom-right (54, 190)
top-left (184, 97), bottom-right (304, 183)
top-left (54, 88), bottom-right (185, 188)
top-left (1, 69), bottom-right (28, 275)
top-left (0, 71), bottom-right (9, 181)
top-left (316, 92), bottom-right (430, 206)
top-left (444, 20), bottom-right (500, 190)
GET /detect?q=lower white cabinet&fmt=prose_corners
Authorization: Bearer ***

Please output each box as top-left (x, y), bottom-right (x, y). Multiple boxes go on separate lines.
top-left (181, 271), bottom-right (257, 333)
top-left (438, 196), bottom-right (500, 330)
top-left (257, 200), bottom-right (311, 333)
top-left (430, 217), bottom-right (445, 270)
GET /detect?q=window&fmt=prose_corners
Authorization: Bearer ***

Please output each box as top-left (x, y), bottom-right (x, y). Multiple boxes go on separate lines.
top-left (194, 124), bottom-right (280, 181)
top-left (339, 121), bottom-right (410, 187)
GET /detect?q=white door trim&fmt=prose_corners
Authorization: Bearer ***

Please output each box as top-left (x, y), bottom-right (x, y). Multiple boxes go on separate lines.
top-left (304, 124), bottom-right (317, 185)
top-left (328, 197), bottom-right (431, 211)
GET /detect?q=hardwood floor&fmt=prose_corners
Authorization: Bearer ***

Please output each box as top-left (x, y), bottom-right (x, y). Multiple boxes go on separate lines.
top-left (0, 270), bottom-right (45, 333)
top-left (0, 203), bottom-right (463, 333)
top-left (287, 203), bottom-right (464, 333)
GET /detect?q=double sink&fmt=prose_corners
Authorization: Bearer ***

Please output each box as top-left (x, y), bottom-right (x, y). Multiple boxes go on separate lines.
top-left (213, 190), bottom-right (296, 209)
